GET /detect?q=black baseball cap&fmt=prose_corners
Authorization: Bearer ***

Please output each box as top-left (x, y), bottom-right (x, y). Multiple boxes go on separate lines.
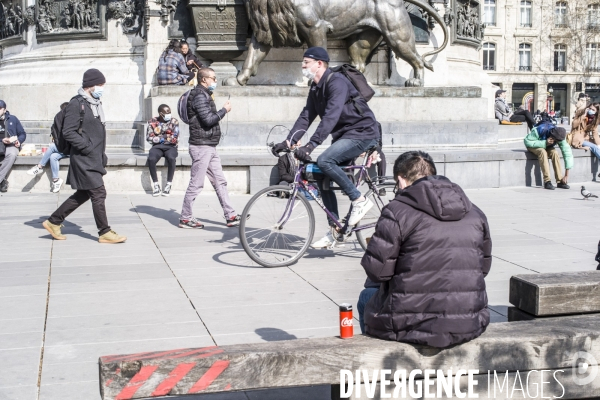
top-left (303, 47), bottom-right (330, 63)
top-left (495, 89), bottom-right (506, 97)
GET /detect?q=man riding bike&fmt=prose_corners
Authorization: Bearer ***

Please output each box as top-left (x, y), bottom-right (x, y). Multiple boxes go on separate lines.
top-left (272, 47), bottom-right (380, 249)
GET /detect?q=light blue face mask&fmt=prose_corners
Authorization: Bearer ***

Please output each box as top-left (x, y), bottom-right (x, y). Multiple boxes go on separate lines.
top-left (588, 109), bottom-right (596, 116)
top-left (91, 86), bottom-right (104, 99)
top-left (207, 83), bottom-right (217, 91)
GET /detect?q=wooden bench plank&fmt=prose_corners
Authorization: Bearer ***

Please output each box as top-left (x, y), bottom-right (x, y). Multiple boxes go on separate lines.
top-left (99, 314), bottom-right (600, 399)
top-left (509, 271), bottom-right (600, 316)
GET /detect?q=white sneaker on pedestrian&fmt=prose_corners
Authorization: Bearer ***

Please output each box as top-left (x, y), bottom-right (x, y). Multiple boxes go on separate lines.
top-left (348, 197), bottom-right (374, 226)
top-left (27, 165), bottom-right (43, 176)
top-left (51, 179), bottom-right (63, 193)
top-left (152, 182), bottom-right (161, 197)
top-left (162, 183), bottom-right (172, 197)
top-left (311, 231), bottom-right (344, 249)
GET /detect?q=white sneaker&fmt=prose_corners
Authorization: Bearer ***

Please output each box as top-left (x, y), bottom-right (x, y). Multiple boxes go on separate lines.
top-left (348, 197), bottom-right (374, 226)
top-left (27, 165), bottom-right (43, 176)
top-left (311, 231), bottom-right (344, 249)
top-left (162, 183), bottom-right (172, 197)
top-left (51, 179), bottom-right (63, 193)
top-left (152, 183), bottom-right (161, 197)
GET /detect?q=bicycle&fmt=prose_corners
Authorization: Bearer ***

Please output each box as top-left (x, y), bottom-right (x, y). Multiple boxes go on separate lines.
top-left (239, 143), bottom-right (396, 268)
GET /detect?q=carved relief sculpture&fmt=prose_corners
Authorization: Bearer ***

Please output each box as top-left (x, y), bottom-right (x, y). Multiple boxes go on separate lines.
top-left (37, 0), bottom-right (102, 36)
top-left (1, 0), bottom-right (28, 41)
top-left (447, 0), bottom-right (484, 46)
top-left (107, 0), bottom-right (145, 36)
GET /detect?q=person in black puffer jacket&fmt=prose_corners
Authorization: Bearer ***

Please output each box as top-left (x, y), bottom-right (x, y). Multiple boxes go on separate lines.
top-left (358, 150), bottom-right (492, 348)
top-left (180, 67), bottom-right (244, 229)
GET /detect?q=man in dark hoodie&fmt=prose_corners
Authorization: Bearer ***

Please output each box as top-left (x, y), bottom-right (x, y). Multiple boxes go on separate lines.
top-left (358, 151), bottom-right (492, 348)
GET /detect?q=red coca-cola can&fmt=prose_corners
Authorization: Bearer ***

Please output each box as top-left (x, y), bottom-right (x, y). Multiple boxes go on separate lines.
top-left (339, 303), bottom-right (353, 339)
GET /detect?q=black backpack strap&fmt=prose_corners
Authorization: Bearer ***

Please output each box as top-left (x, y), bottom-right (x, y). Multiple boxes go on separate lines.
top-left (325, 71), bottom-right (365, 117)
top-left (70, 95), bottom-right (86, 135)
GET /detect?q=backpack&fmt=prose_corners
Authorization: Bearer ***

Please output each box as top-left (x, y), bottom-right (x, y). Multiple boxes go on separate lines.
top-left (328, 64), bottom-right (375, 102)
top-left (178, 89), bottom-right (193, 124)
top-left (51, 95), bottom-right (86, 155)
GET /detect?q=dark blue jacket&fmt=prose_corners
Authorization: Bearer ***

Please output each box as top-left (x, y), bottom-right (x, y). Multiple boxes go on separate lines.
top-left (288, 69), bottom-right (379, 146)
top-left (2, 111), bottom-right (27, 144)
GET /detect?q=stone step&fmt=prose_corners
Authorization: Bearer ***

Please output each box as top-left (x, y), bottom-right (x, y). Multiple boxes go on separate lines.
top-left (20, 120), bottom-right (142, 130)
top-left (22, 129), bottom-right (142, 148)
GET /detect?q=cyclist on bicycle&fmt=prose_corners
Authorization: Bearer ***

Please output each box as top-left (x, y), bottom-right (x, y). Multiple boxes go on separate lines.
top-left (272, 47), bottom-right (380, 249)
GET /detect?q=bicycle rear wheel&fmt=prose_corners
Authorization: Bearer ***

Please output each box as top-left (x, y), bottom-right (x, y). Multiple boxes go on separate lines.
top-left (355, 183), bottom-right (397, 251)
top-left (239, 185), bottom-right (315, 268)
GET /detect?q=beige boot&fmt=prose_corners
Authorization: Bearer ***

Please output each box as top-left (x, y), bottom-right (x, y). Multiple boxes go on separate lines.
top-left (98, 230), bottom-right (127, 244)
top-left (42, 220), bottom-right (66, 240)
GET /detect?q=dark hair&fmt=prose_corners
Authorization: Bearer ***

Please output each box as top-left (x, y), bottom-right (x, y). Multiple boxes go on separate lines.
top-left (158, 104), bottom-right (170, 114)
top-left (198, 67), bottom-right (215, 80)
top-left (60, 102), bottom-right (69, 110)
top-left (393, 151), bottom-right (437, 185)
top-left (162, 39), bottom-right (182, 61)
top-left (180, 40), bottom-right (189, 47)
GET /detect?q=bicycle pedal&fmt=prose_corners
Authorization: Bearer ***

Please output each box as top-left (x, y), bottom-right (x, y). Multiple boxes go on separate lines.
top-left (327, 241), bottom-right (345, 250)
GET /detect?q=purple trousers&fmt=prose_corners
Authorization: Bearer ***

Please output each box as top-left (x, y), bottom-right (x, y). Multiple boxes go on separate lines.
top-left (181, 145), bottom-right (236, 220)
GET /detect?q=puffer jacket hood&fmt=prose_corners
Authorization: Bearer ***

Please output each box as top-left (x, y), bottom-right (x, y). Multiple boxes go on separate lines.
top-left (361, 175), bottom-right (492, 348)
top-left (397, 175), bottom-right (472, 221)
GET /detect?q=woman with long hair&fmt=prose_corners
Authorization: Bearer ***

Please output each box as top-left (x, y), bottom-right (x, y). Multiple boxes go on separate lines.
top-left (157, 39), bottom-right (191, 85)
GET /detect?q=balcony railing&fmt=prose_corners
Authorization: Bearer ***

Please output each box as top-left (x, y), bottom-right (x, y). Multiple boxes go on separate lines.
top-left (519, 66), bottom-right (532, 71)
top-left (520, 22), bottom-right (533, 27)
top-left (483, 65), bottom-right (496, 70)
top-left (587, 66), bottom-right (600, 72)
top-left (554, 66), bottom-right (567, 71)
top-left (588, 23), bottom-right (600, 30)
top-left (554, 22), bottom-right (568, 28)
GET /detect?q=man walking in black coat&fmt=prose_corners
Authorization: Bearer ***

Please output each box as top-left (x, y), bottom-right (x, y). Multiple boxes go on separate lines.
top-left (42, 69), bottom-right (126, 244)
top-left (358, 151), bottom-right (492, 348)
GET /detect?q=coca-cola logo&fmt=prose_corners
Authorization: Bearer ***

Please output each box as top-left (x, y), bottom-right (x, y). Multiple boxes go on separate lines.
top-left (341, 318), bottom-right (353, 327)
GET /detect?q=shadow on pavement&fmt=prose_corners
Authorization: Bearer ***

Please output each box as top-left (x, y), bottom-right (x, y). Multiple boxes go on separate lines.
top-left (153, 385), bottom-right (332, 400)
top-left (255, 327), bottom-right (298, 341)
top-left (24, 217), bottom-right (98, 241)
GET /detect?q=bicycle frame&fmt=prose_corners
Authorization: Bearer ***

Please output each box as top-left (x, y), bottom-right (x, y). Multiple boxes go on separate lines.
top-left (275, 152), bottom-right (389, 234)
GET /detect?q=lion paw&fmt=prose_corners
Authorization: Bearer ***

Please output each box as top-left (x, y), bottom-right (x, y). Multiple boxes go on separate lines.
top-left (224, 76), bottom-right (242, 86)
top-left (405, 78), bottom-right (423, 87)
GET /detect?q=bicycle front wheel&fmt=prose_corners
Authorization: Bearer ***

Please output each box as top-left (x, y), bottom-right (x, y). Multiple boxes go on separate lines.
top-left (239, 185), bottom-right (315, 268)
top-left (355, 183), bottom-right (397, 251)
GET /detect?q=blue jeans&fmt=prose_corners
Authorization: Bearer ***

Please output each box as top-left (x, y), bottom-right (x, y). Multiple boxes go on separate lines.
top-left (357, 287), bottom-right (378, 333)
top-left (316, 138), bottom-right (377, 225)
top-left (583, 141), bottom-right (600, 162)
top-left (39, 143), bottom-right (65, 180)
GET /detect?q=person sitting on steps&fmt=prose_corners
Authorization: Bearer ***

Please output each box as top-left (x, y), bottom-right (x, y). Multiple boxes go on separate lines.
top-left (524, 125), bottom-right (572, 190)
top-left (146, 104), bottom-right (179, 197)
top-left (495, 89), bottom-right (534, 130)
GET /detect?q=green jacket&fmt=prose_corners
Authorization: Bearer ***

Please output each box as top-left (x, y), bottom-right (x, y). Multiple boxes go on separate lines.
top-left (524, 127), bottom-right (573, 170)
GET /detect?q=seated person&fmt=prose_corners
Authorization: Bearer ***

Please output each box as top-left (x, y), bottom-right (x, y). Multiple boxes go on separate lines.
top-left (571, 102), bottom-right (600, 176)
top-left (157, 39), bottom-right (192, 85)
top-left (27, 102), bottom-right (69, 193)
top-left (357, 151), bottom-right (492, 348)
top-left (146, 104), bottom-right (179, 196)
top-left (180, 41), bottom-right (205, 70)
top-left (0, 99), bottom-right (26, 193)
top-left (495, 89), bottom-right (534, 129)
top-left (574, 92), bottom-right (590, 119)
top-left (524, 125), bottom-right (572, 190)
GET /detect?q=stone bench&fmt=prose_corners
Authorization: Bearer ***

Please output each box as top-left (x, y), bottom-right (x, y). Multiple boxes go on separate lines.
top-left (98, 314), bottom-right (600, 400)
top-left (509, 271), bottom-right (600, 320)
top-left (4, 147), bottom-right (598, 194)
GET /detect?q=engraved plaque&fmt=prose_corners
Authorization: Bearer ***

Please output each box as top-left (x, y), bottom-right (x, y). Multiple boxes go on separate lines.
top-left (187, 0), bottom-right (248, 58)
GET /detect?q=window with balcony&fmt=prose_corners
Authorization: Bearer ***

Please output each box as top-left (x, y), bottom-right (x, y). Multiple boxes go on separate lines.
top-left (520, 1), bottom-right (532, 27)
top-left (554, 2), bottom-right (568, 27)
top-left (483, 0), bottom-right (496, 26)
top-left (589, 4), bottom-right (600, 29)
top-left (554, 44), bottom-right (567, 71)
top-left (483, 43), bottom-right (496, 70)
top-left (586, 43), bottom-right (600, 71)
top-left (519, 43), bottom-right (532, 71)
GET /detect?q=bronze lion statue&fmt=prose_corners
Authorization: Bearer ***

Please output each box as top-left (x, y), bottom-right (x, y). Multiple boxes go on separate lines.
top-left (225, 0), bottom-right (448, 87)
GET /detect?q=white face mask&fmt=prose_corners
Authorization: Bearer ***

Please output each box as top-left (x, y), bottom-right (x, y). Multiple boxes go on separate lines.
top-left (163, 113), bottom-right (172, 121)
top-left (302, 65), bottom-right (316, 80)
top-left (92, 86), bottom-right (104, 99)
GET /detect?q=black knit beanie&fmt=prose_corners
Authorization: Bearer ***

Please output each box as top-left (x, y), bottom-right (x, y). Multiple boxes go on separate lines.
top-left (82, 69), bottom-right (106, 88)
top-left (550, 126), bottom-right (567, 141)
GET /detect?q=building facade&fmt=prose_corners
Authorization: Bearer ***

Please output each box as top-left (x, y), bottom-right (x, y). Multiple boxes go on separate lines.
top-left (482, 0), bottom-right (600, 118)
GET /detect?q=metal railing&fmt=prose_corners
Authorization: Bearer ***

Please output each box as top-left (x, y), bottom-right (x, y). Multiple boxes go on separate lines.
top-left (483, 65), bottom-right (496, 70)
top-left (520, 22), bottom-right (533, 27)
top-left (519, 66), bottom-right (532, 71)
top-left (554, 66), bottom-right (566, 71)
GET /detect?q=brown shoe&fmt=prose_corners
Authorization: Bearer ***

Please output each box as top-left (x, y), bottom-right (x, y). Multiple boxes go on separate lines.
top-left (42, 220), bottom-right (66, 240)
top-left (98, 230), bottom-right (127, 244)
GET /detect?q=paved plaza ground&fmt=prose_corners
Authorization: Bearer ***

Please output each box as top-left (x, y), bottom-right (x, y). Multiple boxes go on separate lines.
top-left (1, 183), bottom-right (600, 400)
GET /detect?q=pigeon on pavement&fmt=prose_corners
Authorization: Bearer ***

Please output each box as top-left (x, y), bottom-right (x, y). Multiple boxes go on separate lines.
top-left (581, 186), bottom-right (598, 199)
